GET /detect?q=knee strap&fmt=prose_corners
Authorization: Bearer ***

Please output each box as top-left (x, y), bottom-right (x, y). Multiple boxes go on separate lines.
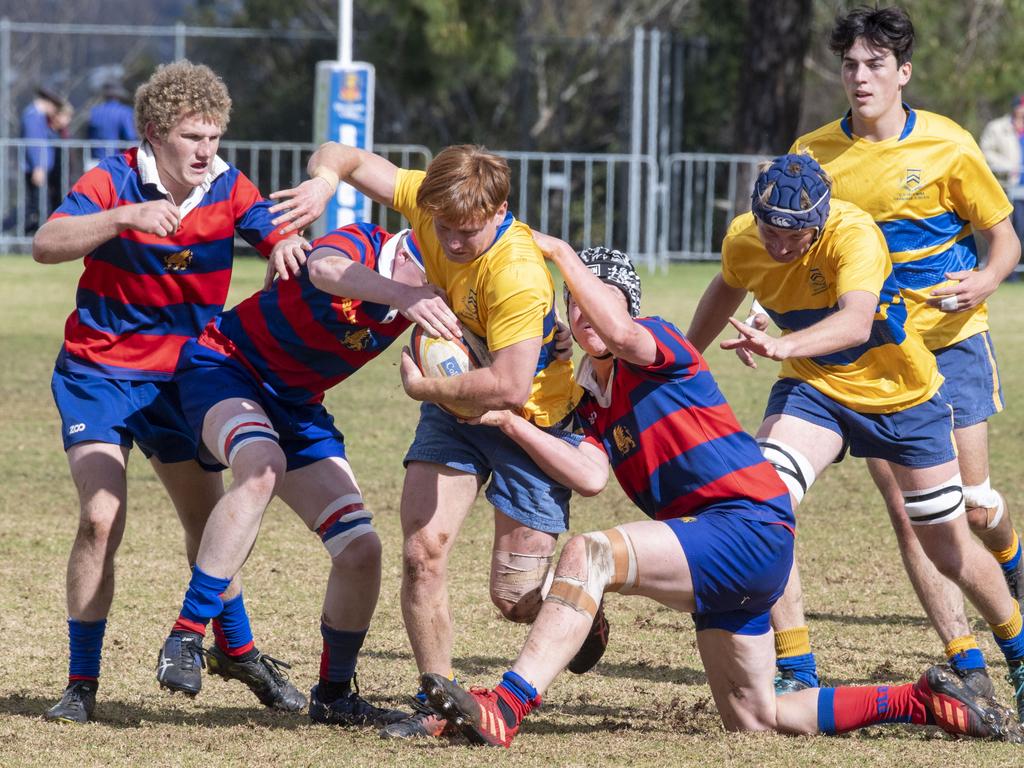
top-left (546, 526), bottom-right (638, 618)
top-left (757, 438), bottom-right (816, 505)
top-left (313, 493), bottom-right (375, 557)
top-left (903, 477), bottom-right (965, 526)
top-left (963, 477), bottom-right (1005, 530)
top-left (214, 412), bottom-right (279, 467)
top-left (492, 551), bottom-right (554, 604)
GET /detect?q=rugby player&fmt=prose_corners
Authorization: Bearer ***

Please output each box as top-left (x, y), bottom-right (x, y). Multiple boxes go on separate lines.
top-left (688, 153), bottom-right (1024, 717)
top-left (776, 5), bottom-right (1023, 706)
top-left (33, 60), bottom-right (308, 723)
top-left (268, 144), bottom-right (588, 738)
top-left (153, 223), bottom-right (461, 726)
top-left (416, 235), bottom-right (1023, 747)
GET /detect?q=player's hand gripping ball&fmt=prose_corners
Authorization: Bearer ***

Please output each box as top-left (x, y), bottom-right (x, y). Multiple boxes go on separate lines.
top-left (409, 325), bottom-right (491, 419)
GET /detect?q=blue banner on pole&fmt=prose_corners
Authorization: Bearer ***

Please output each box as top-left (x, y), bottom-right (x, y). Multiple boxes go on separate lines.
top-left (313, 61), bottom-right (375, 233)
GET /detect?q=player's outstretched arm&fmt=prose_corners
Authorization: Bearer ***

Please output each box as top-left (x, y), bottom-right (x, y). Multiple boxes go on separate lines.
top-left (33, 200), bottom-right (181, 264)
top-left (307, 246), bottom-right (459, 339)
top-left (471, 410), bottom-right (609, 496)
top-left (269, 143), bottom-right (400, 235)
top-left (533, 231), bottom-right (657, 366)
top-left (687, 273), bottom-right (749, 354)
top-left (721, 289), bottom-right (875, 362)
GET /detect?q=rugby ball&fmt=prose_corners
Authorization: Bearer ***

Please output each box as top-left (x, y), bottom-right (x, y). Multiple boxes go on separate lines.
top-left (409, 325), bottom-right (491, 418)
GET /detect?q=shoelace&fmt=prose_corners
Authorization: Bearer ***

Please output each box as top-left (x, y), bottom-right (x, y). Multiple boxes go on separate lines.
top-left (257, 653), bottom-right (292, 682)
top-left (1006, 665), bottom-right (1024, 699)
top-left (180, 638), bottom-right (207, 672)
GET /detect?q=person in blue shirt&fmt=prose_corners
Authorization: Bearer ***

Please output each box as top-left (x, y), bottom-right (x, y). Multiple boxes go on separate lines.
top-left (88, 81), bottom-right (136, 163)
top-left (3, 87), bottom-right (63, 233)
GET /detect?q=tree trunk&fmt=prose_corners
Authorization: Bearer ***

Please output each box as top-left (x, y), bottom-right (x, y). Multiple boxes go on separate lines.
top-left (733, 0), bottom-right (812, 155)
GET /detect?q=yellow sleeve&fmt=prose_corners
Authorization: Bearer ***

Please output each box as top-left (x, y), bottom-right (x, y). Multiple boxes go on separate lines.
top-left (482, 261), bottom-right (552, 351)
top-left (833, 221), bottom-right (887, 298)
top-left (720, 235), bottom-right (746, 289)
top-left (392, 169), bottom-right (430, 231)
top-left (949, 135), bottom-right (1014, 231)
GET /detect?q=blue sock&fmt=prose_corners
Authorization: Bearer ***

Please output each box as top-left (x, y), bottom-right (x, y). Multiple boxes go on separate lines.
top-left (948, 647), bottom-right (986, 673)
top-left (176, 566), bottom-right (231, 632)
top-left (1001, 544), bottom-right (1023, 577)
top-left (213, 593), bottom-right (255, 656)
top-left (497, 670), bottom-right (538, 705)
top-left (777, 652), bottom-right (819, 688)
top-left (320, 622), bottom-right (367, 684)
top-left (68, 618), bottom-right (106, 681)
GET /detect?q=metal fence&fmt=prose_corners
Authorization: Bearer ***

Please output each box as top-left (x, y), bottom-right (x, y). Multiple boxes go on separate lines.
top-left (1, 138), bottom-right (770, 266)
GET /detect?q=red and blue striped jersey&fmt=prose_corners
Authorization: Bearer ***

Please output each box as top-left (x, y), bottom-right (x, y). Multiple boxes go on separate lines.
top-left (196, 224), bottom-right (416, 404)
top-left (51, 148), bottom-right (283, 380)
top-left (576, 317), bottom-right (792, 524)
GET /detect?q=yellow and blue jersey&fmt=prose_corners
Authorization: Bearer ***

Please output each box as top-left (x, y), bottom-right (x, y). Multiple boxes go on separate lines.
top-left (792, 108), bottom-right (1013, 350)
top-left (721, 200), bottom-right (942, 414)
top-left (393, 168), bottom-right (575, 426)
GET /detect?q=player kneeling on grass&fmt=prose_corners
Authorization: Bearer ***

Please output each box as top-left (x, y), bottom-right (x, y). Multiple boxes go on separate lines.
top-left (155, 224), bottom-right (460, 726)
top-left (687, 154), bottom-right (1024, 703)
top-left (418, 235), bottom-right (1024, 747)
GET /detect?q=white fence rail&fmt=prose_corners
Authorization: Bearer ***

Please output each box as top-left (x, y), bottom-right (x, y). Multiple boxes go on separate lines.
top-left (2, 139), bottom-right (773, 265)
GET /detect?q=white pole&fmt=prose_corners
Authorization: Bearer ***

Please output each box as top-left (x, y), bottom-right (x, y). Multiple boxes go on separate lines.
top-left (338, 0), bottom-right (352, 63)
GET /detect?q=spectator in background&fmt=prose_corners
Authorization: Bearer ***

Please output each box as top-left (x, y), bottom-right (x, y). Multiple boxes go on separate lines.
top-left (2, 87), bottom-right (64, 233)
top-left (87, 80), bottom-right (136, 165)
top-left (981, 95), bottom-right (1024, 242)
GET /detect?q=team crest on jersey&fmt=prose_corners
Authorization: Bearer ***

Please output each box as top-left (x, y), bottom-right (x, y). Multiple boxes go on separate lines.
top-left (164, 248), bottom-right (193, 271)
top-left (612, 425), bottom-right (637, 455)
top-left (341, 328), bottom-right (373, 351)
top-left (897, 168), bottom-right (927, 201)
top-left (808, 267), bottom-right (828, 295)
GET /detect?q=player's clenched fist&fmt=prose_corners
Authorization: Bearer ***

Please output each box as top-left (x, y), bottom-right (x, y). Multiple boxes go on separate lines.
top-left (118, 199), bottom-right (181, 237)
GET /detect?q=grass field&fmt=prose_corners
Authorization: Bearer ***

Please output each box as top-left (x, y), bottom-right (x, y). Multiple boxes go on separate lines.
top-left (3, 255), bottom-right (1024, 767)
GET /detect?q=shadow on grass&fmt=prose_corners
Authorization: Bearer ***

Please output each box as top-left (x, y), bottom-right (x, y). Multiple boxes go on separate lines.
top-left (806, 611), bottom-right (932, 628)
top-left (0, 690), bottom-right (311, 730)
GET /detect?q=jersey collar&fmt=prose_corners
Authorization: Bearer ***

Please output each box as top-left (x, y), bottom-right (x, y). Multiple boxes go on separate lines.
top-left (840, 102), bottom-right (916, 141)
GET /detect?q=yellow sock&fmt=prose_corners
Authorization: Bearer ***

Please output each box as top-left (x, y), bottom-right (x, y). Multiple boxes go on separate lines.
top-left (775, 626), bottom-right (811, 659)
top-left (944, 635), bottom-right (979, 660)
top-left (990, 602), bottom-right (1023, 641)
top-left (991, 530), bottom-right (1020, 564)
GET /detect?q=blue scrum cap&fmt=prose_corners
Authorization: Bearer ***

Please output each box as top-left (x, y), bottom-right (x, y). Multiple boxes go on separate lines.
top-left (750, 153), bottom-right (831, 233)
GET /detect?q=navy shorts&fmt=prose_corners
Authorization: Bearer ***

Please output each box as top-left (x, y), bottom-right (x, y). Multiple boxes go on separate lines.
top-left (935, 331), bottom-right (1004, 429)
top-left (404, 403), bottom-right (581, 534)
top-left (50, 367), bottom-right (200, 463)
top-left (176, 340), bottom-right (347, 473)
top-left (665, 502), bottom-right (795, 636)
top-left (764, 378), bottom-right (956, 469)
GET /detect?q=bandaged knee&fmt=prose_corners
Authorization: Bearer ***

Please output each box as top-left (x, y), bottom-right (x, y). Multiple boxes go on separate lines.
top-left (546, 527), bottom-right (638, 619)
top-left (757, 438), bottom-right (816, 505)
top-left (963, 477), bottom-right (1005, 530)
top-left (312, 493), bottom-right (375, 557)
top-left (213, 412), bottom-right (279, 466)
top-left (903, 476), bottom-right (965, 526)
top-left (491, 551), bottom-right (553, 604)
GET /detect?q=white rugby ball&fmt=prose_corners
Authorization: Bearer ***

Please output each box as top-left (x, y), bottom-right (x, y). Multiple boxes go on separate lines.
top-left (409, 325), bottom-right (491, 418)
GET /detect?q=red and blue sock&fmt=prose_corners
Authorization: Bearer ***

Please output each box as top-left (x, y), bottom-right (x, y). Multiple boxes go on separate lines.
top-left (817, 684), bottom-right (931, 735)
top-left (212, 592), bottom-right (256, 659)
top-left (67, 618), bottom-right (106, 683)
top-left (494, 670), bottom-right (541, 727)
top-left (172, 566), bottom-right (231, 637)
top-left (318, 622), bottom-right (367, 703)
